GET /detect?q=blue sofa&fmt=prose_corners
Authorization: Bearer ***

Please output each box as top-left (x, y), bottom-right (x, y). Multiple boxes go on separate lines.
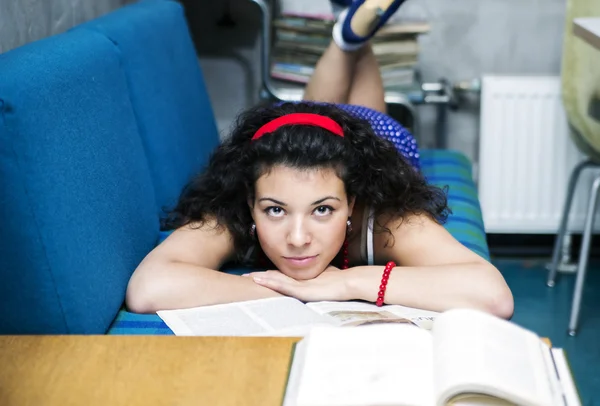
top-left (0, 0), bottom-right (489, 335)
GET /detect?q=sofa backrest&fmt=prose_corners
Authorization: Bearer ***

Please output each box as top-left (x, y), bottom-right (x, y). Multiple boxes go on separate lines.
top-left (0, 29), bottom-right (159, 334)
top-left (0, 0), bottom-right (220, 334)
top-left (76, 0), bottom-right (221, 217)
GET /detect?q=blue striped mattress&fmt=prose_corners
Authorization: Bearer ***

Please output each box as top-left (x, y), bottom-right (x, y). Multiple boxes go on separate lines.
top-left (107, 149), bottom-right (488, 335)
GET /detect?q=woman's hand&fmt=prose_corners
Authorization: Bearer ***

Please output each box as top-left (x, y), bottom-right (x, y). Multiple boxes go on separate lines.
top-left (242, 267), bottom-right (351, 303)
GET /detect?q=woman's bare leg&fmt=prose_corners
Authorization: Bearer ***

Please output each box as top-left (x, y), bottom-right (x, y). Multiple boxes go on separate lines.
top-left (303, 42), bottom-right (360, 104)
top-left (304, 0), bottom-right (396, 110)
top-left (303, 41), bottom-right (386, 114)
top-left (347, 44), bottom-right (386, 113)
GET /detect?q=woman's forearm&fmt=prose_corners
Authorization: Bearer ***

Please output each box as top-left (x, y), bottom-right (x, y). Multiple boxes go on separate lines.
top-left (345, 262), bottom-right (514, 319)
top-left (126, 261), bottom-right (282, 313)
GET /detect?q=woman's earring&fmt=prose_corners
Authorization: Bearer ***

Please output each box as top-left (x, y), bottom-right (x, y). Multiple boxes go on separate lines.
top-left (346, 218), bottom-right (352, 234)
top-left (250, 223), bottom-right (256, 237)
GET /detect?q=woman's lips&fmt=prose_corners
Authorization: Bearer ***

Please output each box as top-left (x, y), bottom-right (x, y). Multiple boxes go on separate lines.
top-left (283, 255), bottom-right (318, 266)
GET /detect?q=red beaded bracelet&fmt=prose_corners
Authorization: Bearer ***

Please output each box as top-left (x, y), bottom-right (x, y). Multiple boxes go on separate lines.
top-left (376, 261), bottom-right (396, 307)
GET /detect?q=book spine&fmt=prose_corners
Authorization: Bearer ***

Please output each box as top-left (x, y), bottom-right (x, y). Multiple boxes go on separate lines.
top-left (270, 14), bottom-right (427, 90)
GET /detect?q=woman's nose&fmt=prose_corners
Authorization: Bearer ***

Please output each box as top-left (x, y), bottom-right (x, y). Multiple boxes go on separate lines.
top-left (286, 218), bottom-right (311, 247)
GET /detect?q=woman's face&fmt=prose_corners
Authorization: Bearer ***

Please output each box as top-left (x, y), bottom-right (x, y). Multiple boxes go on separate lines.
top-left (250, 165), bottom-right (354, 280)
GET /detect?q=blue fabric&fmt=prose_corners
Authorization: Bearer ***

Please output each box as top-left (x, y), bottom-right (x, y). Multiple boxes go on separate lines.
top-left (108, 311), bottom-right (174, 335)
top-left (336, 103), bottom-right (420, 169)
top-left (420, 150), bottom-right (490, 260)
top-left (75, 0), bottom-right (220, 218)
top-left (0, 29), bottom-right (159, 334)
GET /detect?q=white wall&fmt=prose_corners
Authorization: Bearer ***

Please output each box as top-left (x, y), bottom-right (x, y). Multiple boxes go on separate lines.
top-left (0, 0), bottom-right (133, 53)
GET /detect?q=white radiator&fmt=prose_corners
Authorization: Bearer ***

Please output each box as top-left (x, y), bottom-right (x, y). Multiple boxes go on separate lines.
top-left (478, 75), bottom-right (599, 234)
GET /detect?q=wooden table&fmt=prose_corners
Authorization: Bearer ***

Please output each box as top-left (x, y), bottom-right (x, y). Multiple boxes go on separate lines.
top-left (574, 17), bottom-right (600, 51)
top-left (0, 335), bottom-right (552, 406)
top-left (0, 335), bottom-right (300, 406)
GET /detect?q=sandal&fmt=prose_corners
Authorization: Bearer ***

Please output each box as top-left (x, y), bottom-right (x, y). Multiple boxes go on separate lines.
top-left (340, 0), bottom-right (407, 45)
top-left (330, 0), bottom-right (353, 21)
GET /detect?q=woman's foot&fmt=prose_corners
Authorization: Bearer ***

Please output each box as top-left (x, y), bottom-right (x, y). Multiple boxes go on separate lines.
top-left (333, 0), bottom-right (407, 51)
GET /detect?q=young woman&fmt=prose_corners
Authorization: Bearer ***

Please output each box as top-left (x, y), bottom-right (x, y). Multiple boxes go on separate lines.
top-left (126, 0), bottom-right (514, 319)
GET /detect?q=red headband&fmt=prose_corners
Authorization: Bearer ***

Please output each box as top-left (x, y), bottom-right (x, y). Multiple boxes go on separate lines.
top-left (251, 113), bottom-right (344, 140)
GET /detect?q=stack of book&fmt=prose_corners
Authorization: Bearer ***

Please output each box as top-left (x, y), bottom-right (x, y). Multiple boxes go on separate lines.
top-left (270, 13), bottom-right (429, 89)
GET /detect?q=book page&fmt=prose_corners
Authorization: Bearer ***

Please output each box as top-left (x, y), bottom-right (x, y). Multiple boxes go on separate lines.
top-left (282, 340), bottom-right (309, 406)
top-left (157, 297), bottom-right (338, 336)
top-left (431, 309), bottom-right (559, 406)
top-left (551, 349), bottom-right (582, 406)
top-left (293, 324), bottom-right (435, 406)
top-left (307, 300), bottom-right (439, 330)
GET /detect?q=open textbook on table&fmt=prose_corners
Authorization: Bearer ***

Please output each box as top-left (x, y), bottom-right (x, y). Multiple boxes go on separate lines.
top-left (282, 309), bottom-right (581, 406)
top-left (157, 296), bottom-right (438, 337)
top-left (157, 298), bottom-right (580, 405)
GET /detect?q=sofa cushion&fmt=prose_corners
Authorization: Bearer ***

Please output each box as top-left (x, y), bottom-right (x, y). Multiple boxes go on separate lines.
top-left (420, 150), bottom-right (490, 260)
top-left (76, 0), bottom-right (220, 218)
top-left (106, 149), bottom-right (490, 335)
top-left (0, 29), bottom-right (159, 334)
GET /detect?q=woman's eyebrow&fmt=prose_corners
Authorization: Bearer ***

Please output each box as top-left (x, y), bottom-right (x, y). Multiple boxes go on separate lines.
top-left (257, 196), bottom-right (341, 206)
top-left (258, 197), bottom-right (286, 206)
top-left (311, 196), bottom-right (341, 205)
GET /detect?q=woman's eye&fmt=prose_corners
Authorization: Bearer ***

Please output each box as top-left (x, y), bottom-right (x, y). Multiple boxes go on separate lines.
top-left (266, 206), bottom-right (285, 217)
top-left (314, 206), bottom-right (334, 216)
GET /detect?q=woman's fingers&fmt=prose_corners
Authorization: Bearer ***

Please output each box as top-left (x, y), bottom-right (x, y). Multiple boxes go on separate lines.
top-left (253, 274), bottom-right (294, 295)
top-left (242, 270), bottom-right (304, 297)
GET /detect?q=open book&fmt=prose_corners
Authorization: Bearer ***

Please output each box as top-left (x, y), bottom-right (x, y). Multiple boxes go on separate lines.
top-left (283, 309), bottom-right (581, 406)
top-left (156, 296), bottom-right (439, 337)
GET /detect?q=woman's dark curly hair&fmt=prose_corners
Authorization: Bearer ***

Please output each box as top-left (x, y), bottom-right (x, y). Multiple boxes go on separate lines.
top-left (162, 102), bottom-right (450, 262)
